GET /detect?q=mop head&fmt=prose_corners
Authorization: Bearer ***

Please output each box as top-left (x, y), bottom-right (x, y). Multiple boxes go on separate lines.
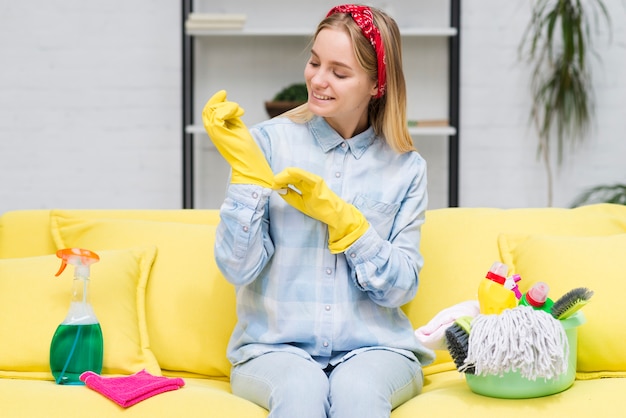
top-left (462, 306), bottom-right (569, 380)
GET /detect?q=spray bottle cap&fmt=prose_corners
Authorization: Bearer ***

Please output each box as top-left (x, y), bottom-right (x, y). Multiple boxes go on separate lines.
top-left (526, 281), bottom-right (550, 307)
top-left (55, 248), bottom-right (100, 279)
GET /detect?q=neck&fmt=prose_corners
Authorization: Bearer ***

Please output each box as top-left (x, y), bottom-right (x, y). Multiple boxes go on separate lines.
top-left (325, 113), bottom-right (369, 139)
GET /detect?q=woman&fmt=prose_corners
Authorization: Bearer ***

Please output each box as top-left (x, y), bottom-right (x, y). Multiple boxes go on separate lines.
top-left (202, 4), bottom-right (433, 417)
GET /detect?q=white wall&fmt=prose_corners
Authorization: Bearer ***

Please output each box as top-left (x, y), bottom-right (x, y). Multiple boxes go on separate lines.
top-left (0, 1), bottom-right (181, 212)
top-left (461, 0), bottom-right (626, 208)
top-left (1, 0), bottom-right (625, 215)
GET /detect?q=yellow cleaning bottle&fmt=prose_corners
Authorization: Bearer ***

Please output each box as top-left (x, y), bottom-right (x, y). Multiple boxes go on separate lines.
top-left (477, 262), bottom-right (518, 314)
top-left (49, 248), bottom-right (103, 385)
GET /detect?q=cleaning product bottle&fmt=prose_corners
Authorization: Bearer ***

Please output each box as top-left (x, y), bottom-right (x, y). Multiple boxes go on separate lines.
top-left (50, 248), bottom-right (103, 385)
top-left (504, 274), bottom-right (523, 300)
top-left (520, 281), bottom-right (554, 313)
top-left (477, 261), bottom-right (518, 315)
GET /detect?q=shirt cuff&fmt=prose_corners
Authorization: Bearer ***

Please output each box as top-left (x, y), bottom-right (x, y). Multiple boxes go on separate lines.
top-left (226, 184), bottom-right (272, 210)
top-left (343, 227), bottom-right (388, 290)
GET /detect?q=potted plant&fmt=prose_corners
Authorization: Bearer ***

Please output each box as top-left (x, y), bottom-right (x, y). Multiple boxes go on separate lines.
top-left (518, 0), bottom-right (611, 206)
top-left (265, 82), bottom-right (308, 118)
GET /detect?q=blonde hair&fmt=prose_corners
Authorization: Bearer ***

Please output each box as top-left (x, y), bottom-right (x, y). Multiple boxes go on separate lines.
top-left (283, 6), bottom-right (414, 154)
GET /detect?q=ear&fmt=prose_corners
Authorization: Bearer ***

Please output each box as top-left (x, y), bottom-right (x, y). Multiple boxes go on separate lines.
top-left (370, 80), bottom-right (379, 97)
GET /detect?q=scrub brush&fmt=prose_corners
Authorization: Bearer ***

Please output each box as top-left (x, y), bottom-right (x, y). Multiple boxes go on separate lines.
top-left (550, 287), bottom-right (594, 319)
top-left (444, 316), bottom-right (474, 374)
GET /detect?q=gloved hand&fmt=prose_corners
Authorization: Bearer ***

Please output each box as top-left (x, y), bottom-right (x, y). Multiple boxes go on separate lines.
top-left (274, 167), bottom-right (369, 253)
top-left (202, 90), bottom-right (274, 188)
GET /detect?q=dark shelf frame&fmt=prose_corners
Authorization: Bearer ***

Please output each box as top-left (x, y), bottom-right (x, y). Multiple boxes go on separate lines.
top-left (448, 0), bottom-right (460, 207)
top-left (182, 0), bottom-right (194, 209)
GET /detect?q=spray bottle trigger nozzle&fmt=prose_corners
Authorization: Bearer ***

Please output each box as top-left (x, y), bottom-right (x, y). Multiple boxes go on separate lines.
top-left (54, 248), bottom-right (100, 277)
top-left (55, 260), bottom-right (68, 277)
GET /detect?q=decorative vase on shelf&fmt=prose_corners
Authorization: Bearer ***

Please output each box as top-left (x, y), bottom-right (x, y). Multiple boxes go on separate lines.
top-left (265, 82), bottom-right (307, 118)
top-left (264, 101), bottom-right (305, 118)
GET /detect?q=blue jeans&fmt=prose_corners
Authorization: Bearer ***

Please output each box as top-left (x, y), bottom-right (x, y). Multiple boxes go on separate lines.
top-left (230, 350), bottom-right (424, 418)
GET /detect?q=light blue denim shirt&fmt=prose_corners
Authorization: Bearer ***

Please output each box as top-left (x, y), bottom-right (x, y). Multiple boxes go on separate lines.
top-left (215, 115), bottom-right (435, 368)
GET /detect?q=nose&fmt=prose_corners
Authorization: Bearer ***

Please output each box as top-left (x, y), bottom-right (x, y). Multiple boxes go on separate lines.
top-left (309, 69), bottom-right (328, 91)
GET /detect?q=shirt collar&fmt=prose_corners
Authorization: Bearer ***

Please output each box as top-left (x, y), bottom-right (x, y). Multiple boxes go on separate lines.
top-left (308, 115), bottom-right (376, 159)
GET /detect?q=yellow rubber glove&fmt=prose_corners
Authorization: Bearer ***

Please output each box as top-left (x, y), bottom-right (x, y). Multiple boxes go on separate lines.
top-left (202, 90), bottom-right (274, 188)
top-left (274, 167), bottom-right (369, 254)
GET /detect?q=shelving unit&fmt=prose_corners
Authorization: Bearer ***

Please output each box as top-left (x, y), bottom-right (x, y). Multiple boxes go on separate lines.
top-left (185, 27), bottom-right (457, 37)
top-left (182, 0), bottom-right (460, 208)
top-left (185, 124), bottom-right (456, 137)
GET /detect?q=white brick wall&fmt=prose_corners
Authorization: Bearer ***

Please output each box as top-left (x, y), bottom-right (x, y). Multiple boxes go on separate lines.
top-left (1, 0), bottom-right (625, 215)
top-left (0, 1), bottom-right (181, 212)
top-left (461, 0), bottom-right (626, 208)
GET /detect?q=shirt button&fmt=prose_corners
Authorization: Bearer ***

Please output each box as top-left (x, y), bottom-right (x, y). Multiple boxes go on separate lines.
top-left (252, 192), bottom-right (259, 199)
top-left (325, 305), bottom-right (331, 311)
top-left (350, 253), bottom-right (356, 258)
top-left (335, 172), bottom-right (341, 178)
top-left (341, 142), bottom-right (347, 148)
top-left (323, 341), bottom-right (329, 347)
top-left (326, 268), bottom-right (332, 275)
top-left (243, 225), bottom-right (249, 232)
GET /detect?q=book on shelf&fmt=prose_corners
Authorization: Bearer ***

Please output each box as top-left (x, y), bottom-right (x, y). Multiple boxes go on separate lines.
top-left (185, 13), bottom-right (246, 31)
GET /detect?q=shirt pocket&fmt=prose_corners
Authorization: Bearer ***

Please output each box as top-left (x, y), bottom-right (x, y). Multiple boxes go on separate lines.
top-left (353, 194), bottom-right (400, 240)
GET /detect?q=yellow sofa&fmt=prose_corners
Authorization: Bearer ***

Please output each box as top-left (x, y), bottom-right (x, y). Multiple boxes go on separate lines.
top-left (1, 204), bottom-right (626, 417)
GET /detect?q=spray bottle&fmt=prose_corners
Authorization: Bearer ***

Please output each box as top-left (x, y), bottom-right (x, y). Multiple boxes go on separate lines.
top-left (519, 281), bottom-right (554, 313)
top-left (477, 261), bottom-right (518, 314)
top-left (49, 248), bottom-right (103, 385)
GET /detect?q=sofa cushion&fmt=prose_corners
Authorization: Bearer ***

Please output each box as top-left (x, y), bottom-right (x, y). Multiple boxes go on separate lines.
top-left (0, 210), bottom-right (58, 258)
top-left (0, 209), bottom-right (221, 259)
top-left (406, 203), bottom-right (626, 374)
top-left (50, 215), bottom-right (235, 378)
top-left (0, 247), bottom-right (160, 379)
top-left (393, 369), bottom-right (626, 417)
top-left (0, 377), bottom-right (268, 417)
top-left (499, 233), bottom-right (626, 379)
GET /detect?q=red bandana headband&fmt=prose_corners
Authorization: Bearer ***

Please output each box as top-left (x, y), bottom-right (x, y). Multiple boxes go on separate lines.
top-left (326, 4), bottom-right (387, 98)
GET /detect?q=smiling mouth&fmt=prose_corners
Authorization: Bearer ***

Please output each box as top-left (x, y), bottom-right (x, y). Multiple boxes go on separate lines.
top-left (312, 92), bottom-right (333, 101)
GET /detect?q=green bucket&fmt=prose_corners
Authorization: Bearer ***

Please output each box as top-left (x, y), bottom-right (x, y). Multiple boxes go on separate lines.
top-left (465, 312), bottom-right (585, 399)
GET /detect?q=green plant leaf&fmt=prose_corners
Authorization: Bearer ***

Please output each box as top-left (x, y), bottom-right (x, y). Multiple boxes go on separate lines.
top-left (272, 83), bottom-right (308, 102)
top-left (519, 0), bottom-right (610, 166)
top-left (570, 184), bottom-right (626, 207)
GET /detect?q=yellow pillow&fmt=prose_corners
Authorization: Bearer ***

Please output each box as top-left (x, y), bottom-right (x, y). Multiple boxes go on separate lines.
top-left (0, 247), bottom-right (160, 379)
top-left (499, 233), bottom-right (626, 379)
top-left (50, 215), bottom-right (236, 378)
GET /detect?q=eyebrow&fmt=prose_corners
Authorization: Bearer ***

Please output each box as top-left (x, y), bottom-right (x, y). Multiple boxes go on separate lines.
top-left (310, 49), bottom-right (353, 71)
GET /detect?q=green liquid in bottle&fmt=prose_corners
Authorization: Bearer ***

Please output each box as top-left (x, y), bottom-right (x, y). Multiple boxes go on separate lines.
top-left (50, 323), bottom-right (103, 385)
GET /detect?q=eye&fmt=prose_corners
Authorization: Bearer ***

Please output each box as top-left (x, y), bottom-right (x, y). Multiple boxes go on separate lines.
top-left (334, 72), bottom-right (347, 79)
top-left (308, 60), bottom-right (320, 68)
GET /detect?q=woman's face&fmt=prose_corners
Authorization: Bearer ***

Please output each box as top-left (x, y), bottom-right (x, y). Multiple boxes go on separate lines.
top-left (305, 27), bottom-right (378, 137)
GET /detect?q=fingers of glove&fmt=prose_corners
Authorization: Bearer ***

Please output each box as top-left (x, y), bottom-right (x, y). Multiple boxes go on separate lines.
top-left (206, 90), bottom-right (227, 107)
top-left (277, 187), bottom-right (308, 214)
top-left (274, 167), bottom-right (322, 194)
top-left (203, 101), bottom-right (244, 128)
top-left (214, 101), bottom-right (245, 121)
top-left (274, 169), bottom-right (293, 188)
top-left (202, 102), bottom-right (253, 157)
top-left (284, 167), bottom-right (322, 186)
